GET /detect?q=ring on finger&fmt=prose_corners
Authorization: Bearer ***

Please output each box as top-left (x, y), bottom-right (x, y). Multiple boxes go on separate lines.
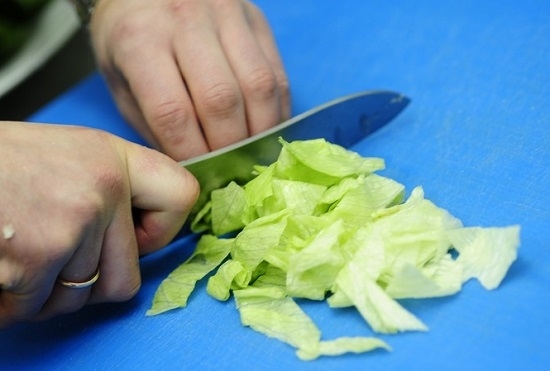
top-left (57, 268), bottom-right (100, 289)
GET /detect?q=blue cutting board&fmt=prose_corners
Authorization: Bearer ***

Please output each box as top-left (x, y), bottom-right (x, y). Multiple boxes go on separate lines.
top-left (1, 1), bottom-right (549, 370)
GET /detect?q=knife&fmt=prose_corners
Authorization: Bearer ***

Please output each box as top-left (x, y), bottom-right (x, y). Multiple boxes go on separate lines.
top-left (180, 90), bottom-right (410, 213)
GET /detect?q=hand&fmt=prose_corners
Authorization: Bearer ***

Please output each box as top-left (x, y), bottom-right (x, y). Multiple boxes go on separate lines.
top-left (90, 0), bottom-right (291, 161)
top-left (0, 122), bottom-right (199, 328)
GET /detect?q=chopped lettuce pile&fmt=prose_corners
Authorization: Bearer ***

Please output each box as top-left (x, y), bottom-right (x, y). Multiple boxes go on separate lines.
top-left (147, 137), bottom-right (520, 361)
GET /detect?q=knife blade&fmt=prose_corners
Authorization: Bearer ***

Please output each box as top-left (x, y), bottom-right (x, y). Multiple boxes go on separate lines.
top-left (180, 90), bottom-right (410, 213)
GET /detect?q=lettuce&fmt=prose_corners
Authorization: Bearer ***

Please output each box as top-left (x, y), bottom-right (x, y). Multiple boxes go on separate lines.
top-left (147, 235), bottom-right (233, 315)
top-left (447, 226), bottom-right (520, 289)
top-left (149, 137), bottom-right (521, 360)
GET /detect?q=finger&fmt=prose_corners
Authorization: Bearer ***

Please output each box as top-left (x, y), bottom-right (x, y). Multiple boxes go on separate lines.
top-left (244, 1), bottom-right (291, 121)
top-left (215, 1), bottom-right (283, 135)
top-left (121, 142), bottom-right (199, 255)
top-left (113, 42), bottom-right (208, 160)
top-left (34, 219), bottom-right (105, 320)
top-left (173, 2), bottom-right (248, 150)
top-left (88, 205), bottom-right (141, 304)
top-left (101, 67), bottom-right (161, 149)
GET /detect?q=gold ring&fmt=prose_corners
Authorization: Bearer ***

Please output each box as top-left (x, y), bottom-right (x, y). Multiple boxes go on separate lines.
top-left (57, 268), bottom-right (100, 289)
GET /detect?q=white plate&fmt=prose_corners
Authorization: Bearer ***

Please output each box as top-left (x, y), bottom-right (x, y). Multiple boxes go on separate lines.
top-left (0, 0), bottom-right (80, 98)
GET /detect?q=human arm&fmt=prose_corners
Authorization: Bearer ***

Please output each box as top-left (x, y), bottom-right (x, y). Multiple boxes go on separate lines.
top-left (89, 0), bottom-right (290, 161)
top-left (0, 121), bottom-right (199, 327)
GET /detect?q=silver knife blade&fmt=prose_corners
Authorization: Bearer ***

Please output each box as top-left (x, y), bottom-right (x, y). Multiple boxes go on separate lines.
top-left (180, 90), bottom-right (410, 213)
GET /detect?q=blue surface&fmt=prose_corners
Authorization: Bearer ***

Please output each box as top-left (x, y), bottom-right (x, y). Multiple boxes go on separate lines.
top-left (2, 0), bottom-right (549, 370)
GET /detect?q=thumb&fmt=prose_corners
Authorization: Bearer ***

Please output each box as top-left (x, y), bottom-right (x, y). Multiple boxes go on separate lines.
top-left (121, 142), bottom-right (199, 254)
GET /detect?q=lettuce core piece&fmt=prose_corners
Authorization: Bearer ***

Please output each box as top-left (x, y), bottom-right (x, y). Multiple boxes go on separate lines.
top-left (148, 137), bottom-right (521, 360)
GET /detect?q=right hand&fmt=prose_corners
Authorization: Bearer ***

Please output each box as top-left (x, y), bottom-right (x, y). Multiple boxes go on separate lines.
top-left (90, 0), bottom-right (291, 161)
top-left (0, 122), bottom-right (199, 328)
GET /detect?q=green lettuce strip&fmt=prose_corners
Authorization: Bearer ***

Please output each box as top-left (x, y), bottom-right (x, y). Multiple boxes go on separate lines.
top-left (147, 235), bottom-right (233, 315)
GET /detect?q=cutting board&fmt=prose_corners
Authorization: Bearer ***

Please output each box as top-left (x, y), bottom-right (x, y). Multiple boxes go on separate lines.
top-left (1, 1), bottom-right (549, 370)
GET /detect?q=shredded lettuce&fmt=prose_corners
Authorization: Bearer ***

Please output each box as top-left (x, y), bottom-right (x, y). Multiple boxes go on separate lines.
top-left (146, 235), bottom-right (233, 315)
top-left (206, 259), bottom-right (249, 301)
top-left (209, 181), bottom-right (248, 235)
top-left (275, 138), bottom-right (385, 185)
top-left (234, 286), bottom-right (322, 357)
top-left (447, 226), bottom-right (520, 289)
top-left (149, 137), bottom-right (521, 360)
top-left (297, 337), bottom-right (391, 361)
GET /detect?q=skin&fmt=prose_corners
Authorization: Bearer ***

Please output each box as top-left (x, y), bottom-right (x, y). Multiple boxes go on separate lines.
top-left (90, 0), bottom-right (291, 161)
top-left (0, 122), bottom-right (199, 328)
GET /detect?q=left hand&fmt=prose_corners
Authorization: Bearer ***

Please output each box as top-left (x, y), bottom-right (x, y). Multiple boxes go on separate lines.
top-left (90, 0), bottom-right (291, 161)
top-left (0, 122), bottom-right (198, 327)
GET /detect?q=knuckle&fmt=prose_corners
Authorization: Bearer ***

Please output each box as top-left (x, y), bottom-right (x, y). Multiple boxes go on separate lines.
top-left (243, 68), bottom-right (278, 100)
top-left (109, 14), bottom-right (147, 46)
top-left (92, 164), bottom-right (126, 198)
top-left (149, 101), bottom-right (190, 144)
top-left (47, 155), bottom-right (121, 263)
top-left (210, 0), bottom-right (240, 12)
top-left (167, 0), bottom-right (211, 30)
top-left (47, 194), bottom-right (106, 258)
top-left (200, 83), bottom-right (241, 119)
top-left (168, 0), bottom-right (198, 15)
top-left (106, 14), bottom-right (164, 59)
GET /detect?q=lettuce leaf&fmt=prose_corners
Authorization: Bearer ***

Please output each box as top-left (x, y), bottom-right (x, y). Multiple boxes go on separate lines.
top-left (331, 227), bottom-right (429, 333)
top-left (323, 174), bottom-right (405, 227)
top-left (384, 254), bottom-right (463, 299)
top-left (234, 286), bottom-right (321, 357)
top-left (275, 138), bottom-right (385, 186)
top-left (147, 235), bottom-right (233, 315)
top-left (286, 220), bottom-right (349, 300)
top-left (206, 259), bottom-right (249, 301)
top-left (231, 210), bottom-right (290, 272)
top-left (210, 181), bottom-right (248, 235)
top-left (149, 137), bottom-right (521, 360)
top-left (447, 226), bottom-right (520, 289)
top-left (297, 337), bottom-right (391, 361)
